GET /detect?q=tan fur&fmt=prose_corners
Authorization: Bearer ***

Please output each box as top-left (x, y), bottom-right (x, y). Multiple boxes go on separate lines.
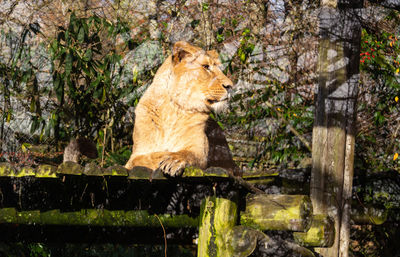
top-left (125, 41), bottom-right (235, 176)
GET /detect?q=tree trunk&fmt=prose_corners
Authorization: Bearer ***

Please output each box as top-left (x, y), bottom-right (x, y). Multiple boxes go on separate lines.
top-left (311, 0), bottom-right (362, 256)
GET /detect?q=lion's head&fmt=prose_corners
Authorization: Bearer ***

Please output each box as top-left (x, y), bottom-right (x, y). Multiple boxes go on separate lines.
top-left (167, 41), bottom-right (233, 113)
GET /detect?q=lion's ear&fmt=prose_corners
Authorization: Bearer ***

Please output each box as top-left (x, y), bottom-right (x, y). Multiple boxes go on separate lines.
top-left (172, 41), bottom-right (197, 64)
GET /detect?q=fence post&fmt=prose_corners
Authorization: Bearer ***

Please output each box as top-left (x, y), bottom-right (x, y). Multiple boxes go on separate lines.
top-left (197, 196), bottom-right (237, 257)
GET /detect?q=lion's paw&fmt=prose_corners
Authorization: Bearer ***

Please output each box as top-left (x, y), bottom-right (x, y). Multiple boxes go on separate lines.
top-left (158, 154), bottom-right (188, 177)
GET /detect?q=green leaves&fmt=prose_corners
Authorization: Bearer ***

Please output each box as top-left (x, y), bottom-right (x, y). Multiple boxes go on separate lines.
top-left (77, 27), bottom-right (85, 43)
top-left (202, 3), bottom-right (209, 11)
top-left (83, 49), bottom-right (92, 61)
top-left (47, 12), bottom-right (134, 140)
top-left (357, 28), bottom-right (400, 171)
top-left (53, 74), bottom-right (63, 103)
top-left (64, 52), bottom-right (72, 76)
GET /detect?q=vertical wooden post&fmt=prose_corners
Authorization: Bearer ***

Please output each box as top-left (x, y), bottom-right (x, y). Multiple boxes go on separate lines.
top-left (311, 0), bottom-right (362, 256)
top-left (197, 196), bottom-right (237, 257)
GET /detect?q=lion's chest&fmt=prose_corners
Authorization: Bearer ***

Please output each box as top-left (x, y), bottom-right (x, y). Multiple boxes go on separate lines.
top-left (146, 105), bottom-right (207, 152)
top-left (156, 115), bottom-right (200, 149)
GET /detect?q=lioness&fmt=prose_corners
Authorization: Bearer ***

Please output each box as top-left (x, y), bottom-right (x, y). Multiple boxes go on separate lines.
top-left (125, 41), bottom-right (236, 176)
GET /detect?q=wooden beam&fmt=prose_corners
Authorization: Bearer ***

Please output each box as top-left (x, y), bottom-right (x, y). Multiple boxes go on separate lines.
top-left (197, 196), bottom-right (238, 257)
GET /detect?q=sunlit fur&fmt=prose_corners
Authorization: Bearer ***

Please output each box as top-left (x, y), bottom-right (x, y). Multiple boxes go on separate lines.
top-left (125, 41), bottom-right (234, 176)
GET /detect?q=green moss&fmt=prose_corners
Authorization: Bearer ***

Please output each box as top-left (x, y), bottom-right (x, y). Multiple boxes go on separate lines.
top-left (241, 195), bottom-right (312, 231)
top-left (242, 171), bottom-right (279, 179)
top-left (104, 165), bottom-right (128, 176)
top-left (0, 208), bottom-right (17, 223)
top-left (57, 162), bottom-right (83, 175)
top-left (36, 165), bottom-right (57, 178)
top-left (16, 166), bottom-right (35, 177)
top-left (108, 210), bottom-right (126, 226)
top-left (0, 162), bottom-right (15, 176)
top-left (204, 167), bottom-right (229, 177)
top-left (40, 209), bottom-right (63, 224)
top-left (240, 211), bottom-right (264, 231)
top-left (157, 213), bottom-right (198, 227)
top-left (245, 178), bottom-right (275, 185)
top-left (293, 214), bottom-right (335, 247)
top-left (124, 210), bottom-right (198, 227)
top-left (149, 170), bottom-right (167, 180)
top-left (128, 167), bottom-right (155, 180)
top-left (294, 227), bottom-right (323, 246)
top-left (226, 226), bottom-right (258, 256)
top-left (182, 167), bottom-right (205, 177)
top-left (84, 162), bottom-right (104, 176)
top-left (17, 210), bottom-right (41, 225)
top-left (198, 196), bottom-right (237, 257)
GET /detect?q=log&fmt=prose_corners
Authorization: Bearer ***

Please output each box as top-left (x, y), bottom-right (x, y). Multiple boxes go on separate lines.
top-left (36, 164), bottom-right (57, 178)
top-left (226, 226), bottom-right (259, 256)
top-left (0, 162), bottom-right (15, 176)
top-left (57, 161), bottom-right (83, 175)
top-left (293, 214), bottom-right (335, 247)
top-left (283, 241), bottom-right (316, 257)
top-left (351, 205), bottom-right (388, 225)
top-left (0, 208), bottom-right (198, 227)
top-left (197, 196), bottom-right (237, 257)
top-left (18, 166), bottom-right (35, 177)
top-left (227, 226), bottom-right (316, 257)
top-left (83, 162), bottom-right (104, 176)
top-left (241, 194), bottom-right (313, 231)
top-left (127, 167), bottom-right (166, 180)
top-left (104, 165), bottom-right (128, 176)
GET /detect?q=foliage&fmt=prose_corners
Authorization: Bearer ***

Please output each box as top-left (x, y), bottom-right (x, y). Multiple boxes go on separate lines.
top-left (350, 223), bottom-right (400, 257)
top-left (357, 26), bottom-right (400, 172)
top-left (220, 78), bottom-right (313, 169)
top-left (210, 3), bottom-right (316, 170)
top-left (47, 12), bottom-right (134, 142)
top-left (0, 27), bottom-right (39, 132)
top-left (98, 145), bottom-right (132, 167)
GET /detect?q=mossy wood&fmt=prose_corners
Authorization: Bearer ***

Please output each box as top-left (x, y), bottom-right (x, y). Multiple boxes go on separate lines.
top-left (241, 194), bottom-right (313, 231)
top-left (0, 163), bottom-right (247, 213)
top-left (0, 161), bottom-right (372, 251)
top-left (227, 226), bottom-right (316, 257)
top-left (0, 208), bottom-right (198, 227)
top-left (293, 214), bottom-right (335, 247)
top-left (197, 196), bottom-right (237, 257)
top-left (350, 205), bottom-right (388, 225)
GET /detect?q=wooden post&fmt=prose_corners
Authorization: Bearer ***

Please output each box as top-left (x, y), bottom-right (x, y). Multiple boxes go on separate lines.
top-left (311, 0), bottom-right (362, 256)
top-left (197, 196), bottom-right (237, 257)
top-left (241, 194), bottom-right (313, 231)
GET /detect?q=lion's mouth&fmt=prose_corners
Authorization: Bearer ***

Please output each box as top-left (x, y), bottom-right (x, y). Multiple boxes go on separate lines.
top-left (207, 95), bottom-right (229, 105)
top-left (207, 99), bottom-right (219, 105)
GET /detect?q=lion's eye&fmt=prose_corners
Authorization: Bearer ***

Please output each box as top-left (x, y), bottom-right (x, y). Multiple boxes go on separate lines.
top-left (202, 64), bottom-right (210, 70)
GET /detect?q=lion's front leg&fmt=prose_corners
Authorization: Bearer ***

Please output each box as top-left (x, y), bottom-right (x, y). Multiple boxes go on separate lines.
top-left (125, 150), bottom-right (206, 177)
top-left (158, 150), bottom-right (202, 177)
